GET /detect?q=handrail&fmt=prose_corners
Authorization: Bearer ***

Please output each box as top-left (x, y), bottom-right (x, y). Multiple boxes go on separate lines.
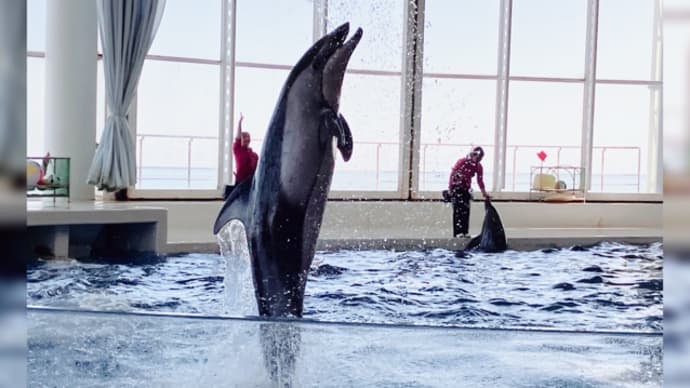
top-left (135, 133), bottom-right (642, 192)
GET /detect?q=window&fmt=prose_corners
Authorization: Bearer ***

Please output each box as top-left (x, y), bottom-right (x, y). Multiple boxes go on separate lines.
top-left (235, 0), bottom-right (313, 65)
top-left (420, 0), bottom-right (500, 194)
top-left (506, 81), bottom-right (583, 191)
top-left (510, 0), bottom-right (587, 79)
top-left (592, 84), bottom-right (660, 193)
top-left (27, 57), bottom-right (45, 157)
top-left (148, 0), bottom-right (221, 60)
top-left (232, 0), bottom-right (313, 187)
top-left (325, 0), bottom-right (405, 193)
top-left (27, 0), bottom-right (46, 53)
top-left (423, 0), bottom-right (500, 76)
top-left (597, 0), bottom-right (658, 81)
top-left (29, 0), bottom-right (661, 200)
top-left (132, 0), bottom-right (222, 193)
top-left (136, 61), bottom-right (221, 189)
top-left (27, 0), bottom-right (46, 157)
top-left (419, 78), bottom-right (496, 192)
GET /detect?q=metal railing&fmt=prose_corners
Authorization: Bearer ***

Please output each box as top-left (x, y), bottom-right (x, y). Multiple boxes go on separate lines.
top-left (137, 133), bottom-right (217, 188)
top-left (135, 134), bottom-right (642, 192)
top-left (419, 142), bottom-right (640, 192)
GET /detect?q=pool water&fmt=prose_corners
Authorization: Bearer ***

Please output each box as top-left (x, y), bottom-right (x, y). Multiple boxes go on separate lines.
top-left (27, 307), bottom-right (662, 388)
top-left (27, 241), bottom-right (662, 333)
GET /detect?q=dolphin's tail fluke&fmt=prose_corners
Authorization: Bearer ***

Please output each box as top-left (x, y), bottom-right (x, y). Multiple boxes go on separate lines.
top-left (213, 176), bottom-right (253, 234)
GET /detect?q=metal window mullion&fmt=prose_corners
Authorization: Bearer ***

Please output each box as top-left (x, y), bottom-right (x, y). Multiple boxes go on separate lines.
top-left (492, 0), bottom-right (512, 192)
top-left (580, 0), bottom-right (599, 192)
top-left (314, 0), bottom-right (327, 41)
top-left (399, 0), bottom-right (424, 199)
top-left (217, 0), bottom-right (234, 191)
top-left (219, 0), bottom-right (236, 188)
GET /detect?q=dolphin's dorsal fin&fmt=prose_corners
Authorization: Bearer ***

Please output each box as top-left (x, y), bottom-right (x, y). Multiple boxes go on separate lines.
top-left (213, 177), bottom-right (253, 234)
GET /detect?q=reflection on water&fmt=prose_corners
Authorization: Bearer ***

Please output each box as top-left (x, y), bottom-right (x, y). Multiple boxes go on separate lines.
top-left (27, 242), bottom-right (662, 333)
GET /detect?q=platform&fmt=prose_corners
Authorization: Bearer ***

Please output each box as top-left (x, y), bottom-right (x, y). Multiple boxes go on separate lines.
top-left (27, 199), bottom-right (662, 257)
top-left (27, 200), bottom-right (167, 258)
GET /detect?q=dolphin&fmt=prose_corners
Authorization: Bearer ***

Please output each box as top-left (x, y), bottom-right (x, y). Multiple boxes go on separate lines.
top-left (464, 200), bottom-right (507, 253)
top-left (213, 23), bottom-right (363, 317)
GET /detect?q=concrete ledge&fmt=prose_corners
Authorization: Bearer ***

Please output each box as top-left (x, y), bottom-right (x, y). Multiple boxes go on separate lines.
top-left (27, 201), bottom-right (167, 258)
top-left (163, 227), bottom-right (661, 254)
top-left (149, 200), bottom-right (662, 245)
top-left (26, 200), bottom-right (662, 257)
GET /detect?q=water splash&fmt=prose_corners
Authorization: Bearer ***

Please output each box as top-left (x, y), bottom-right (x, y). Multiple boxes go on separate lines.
top-left (217, 220), bottom-right (258, 316)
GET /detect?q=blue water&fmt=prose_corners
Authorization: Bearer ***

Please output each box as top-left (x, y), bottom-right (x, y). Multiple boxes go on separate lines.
top-left (27, 241), bottom-right (662, 333)
top-left (27, 307), bottom-right (663, 388)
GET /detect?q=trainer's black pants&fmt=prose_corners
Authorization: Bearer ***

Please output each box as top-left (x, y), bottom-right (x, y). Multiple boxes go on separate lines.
top-left (451, 188), bottom-right (472, 236)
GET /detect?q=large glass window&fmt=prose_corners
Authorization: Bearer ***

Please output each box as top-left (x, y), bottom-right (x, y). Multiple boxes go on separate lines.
top-left (232, 0), bottom-right (314, 187)
top-left (27, 0), bottom-right (662, 200)
top-left (506, 81), bottom-right (583, 191)
top-left (597, 0), bottom-right (657, 81)
top-left (419, 78), bottom-right (496, 192)
top-left (148, 0), bottom-right (221, 60)
top-left (133, 1), bottom-right (222, 192)
top-left (592, 84), bottom-right (659, 193)
top-left (136, 61), bottom-right (220, 189)
top-left (420, 0), bottom-right (500, 193)
top-left (27, 57), bottom-right (45, 157)
top-left (27, 0), bottom-right (46, 157)
top-left (510, 0), bottom-right (587, 78)
top-left (423, 0), bottom-right (500, 76)
top-left (235, 0), bottom-right (313, 65)
top-left (325, 0), bottom-right (405, 192)
top-left (27, 0), bottom-right (46, 53)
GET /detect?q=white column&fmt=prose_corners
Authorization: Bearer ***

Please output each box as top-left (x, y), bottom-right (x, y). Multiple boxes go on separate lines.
top-left (45, 0), bottom-right (97, 200)
top-left (580, 0), bottom-right (599, 191)
top-left (492, 0), bottom-right (512, 192)
top-left (399, 0), bottom-right (425, 199)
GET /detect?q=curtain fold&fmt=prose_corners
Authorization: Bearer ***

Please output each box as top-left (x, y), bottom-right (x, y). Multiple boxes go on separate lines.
top-left (87, 0), bottom-right (165, 191)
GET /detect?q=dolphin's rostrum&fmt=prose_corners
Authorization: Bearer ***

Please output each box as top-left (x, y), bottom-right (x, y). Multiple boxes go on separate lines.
top-left (214, 23), bottom-right (363, 317)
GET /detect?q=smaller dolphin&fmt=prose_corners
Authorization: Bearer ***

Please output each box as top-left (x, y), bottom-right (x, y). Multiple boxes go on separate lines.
top-left (464, 200), bottom-right (507, 253)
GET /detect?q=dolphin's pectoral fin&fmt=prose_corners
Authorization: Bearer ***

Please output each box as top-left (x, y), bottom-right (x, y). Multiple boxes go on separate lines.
top-left (320, 109), bottom-right (353, 161)
top-left (335, 114), bottom-right (353, 161)
top-left (213, 177), bottom-right (253, 234)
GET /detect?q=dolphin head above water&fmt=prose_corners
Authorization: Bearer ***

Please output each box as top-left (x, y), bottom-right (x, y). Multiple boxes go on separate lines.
top-left (213, 23), bottom-right (362, 317)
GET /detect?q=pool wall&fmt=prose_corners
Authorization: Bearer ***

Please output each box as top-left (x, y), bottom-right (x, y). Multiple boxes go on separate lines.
top-left (161, 200), bottom-right (661, 251)
top-left (28, 199), bottom-right (662, 256)
top-left (27, 307), bottom-right (663, 388)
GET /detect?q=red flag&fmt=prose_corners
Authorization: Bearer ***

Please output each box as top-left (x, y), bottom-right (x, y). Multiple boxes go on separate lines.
top-left (537, 150), bottom-right (547, 162)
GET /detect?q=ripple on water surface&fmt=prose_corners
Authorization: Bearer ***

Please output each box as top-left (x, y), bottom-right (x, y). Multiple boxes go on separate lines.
top-left (27, 242), bottom-right (662, 332)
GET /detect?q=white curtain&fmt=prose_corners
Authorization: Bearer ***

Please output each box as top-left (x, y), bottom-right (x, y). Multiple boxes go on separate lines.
top-left (87, 0), bottom-right (165, 191)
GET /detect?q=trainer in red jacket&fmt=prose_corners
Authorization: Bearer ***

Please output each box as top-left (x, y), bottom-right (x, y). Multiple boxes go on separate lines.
top-left (448, 146), bottom-right (490, 238)
top-left (233, 113), bottom-right (258, 184)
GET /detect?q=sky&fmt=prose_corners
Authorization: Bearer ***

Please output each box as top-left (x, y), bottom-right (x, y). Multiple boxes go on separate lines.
top-left (26, 0), bottom-right (661, 193)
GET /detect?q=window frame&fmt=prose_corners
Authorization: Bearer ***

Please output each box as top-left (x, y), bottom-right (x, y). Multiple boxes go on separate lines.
top-left (28, 0), bottom-right (663, 201)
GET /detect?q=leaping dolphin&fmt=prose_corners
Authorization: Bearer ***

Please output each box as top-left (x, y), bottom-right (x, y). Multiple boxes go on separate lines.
top-left (213, 23), bottom-right (363, 317)
top-left (464, 200), bottom-right (507, 253)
